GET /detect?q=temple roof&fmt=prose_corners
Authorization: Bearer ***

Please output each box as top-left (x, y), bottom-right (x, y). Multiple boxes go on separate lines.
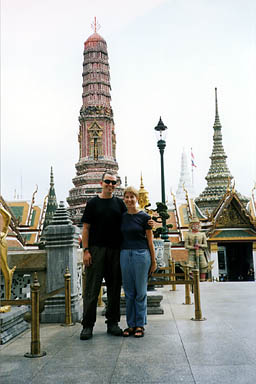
top-left (212, 229), bottom-right (256, 240)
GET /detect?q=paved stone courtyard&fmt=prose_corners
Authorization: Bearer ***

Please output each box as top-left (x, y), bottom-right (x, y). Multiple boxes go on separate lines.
top-left (1, 282), bottom-right (256, 384)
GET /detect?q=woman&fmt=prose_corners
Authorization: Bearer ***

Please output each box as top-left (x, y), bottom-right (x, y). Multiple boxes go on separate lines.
top-left (120, 186), bottom-right (157, 338)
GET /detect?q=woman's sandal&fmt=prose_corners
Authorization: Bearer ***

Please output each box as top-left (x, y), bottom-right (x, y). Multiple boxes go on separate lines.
top-left (134, 327), bottom-right (144, 338)
top-left (123, 327), bottom-right (135, 337)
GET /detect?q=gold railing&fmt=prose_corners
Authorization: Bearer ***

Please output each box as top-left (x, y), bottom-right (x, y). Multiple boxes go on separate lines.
top-left (1, 267), bottom-right (73, 357)
top-left (82, 261), bottom-right (206, 322)
top-left (149, 264), bottom-right (206, 321)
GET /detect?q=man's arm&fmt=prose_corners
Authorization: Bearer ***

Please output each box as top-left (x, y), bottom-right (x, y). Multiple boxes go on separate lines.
top-left (82, 223), bottom-right (92, 267)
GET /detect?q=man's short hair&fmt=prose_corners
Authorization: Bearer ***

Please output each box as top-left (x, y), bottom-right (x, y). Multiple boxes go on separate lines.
top-left (102, 170), bottom-right (116, 180)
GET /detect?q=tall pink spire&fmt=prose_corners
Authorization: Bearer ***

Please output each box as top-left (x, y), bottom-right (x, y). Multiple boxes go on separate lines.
top-left (67, 22), bottom-right (123, 223)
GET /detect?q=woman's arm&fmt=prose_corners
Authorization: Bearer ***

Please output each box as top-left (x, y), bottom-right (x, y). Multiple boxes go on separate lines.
top-left (146, 229), bottom-right (157, 274)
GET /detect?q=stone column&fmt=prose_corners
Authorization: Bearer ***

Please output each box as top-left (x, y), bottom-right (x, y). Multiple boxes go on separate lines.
top-left (40, 201), bottom-right (82, 323)
top-left (210, 242), bottom-right (219, 280)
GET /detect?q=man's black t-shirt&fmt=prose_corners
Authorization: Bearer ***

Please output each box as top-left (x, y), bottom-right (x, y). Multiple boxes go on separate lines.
top-left (81, 196), bottom-right (127, 249)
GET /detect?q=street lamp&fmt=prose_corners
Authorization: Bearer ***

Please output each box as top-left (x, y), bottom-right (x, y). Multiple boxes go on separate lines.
top-left (154, 117), bottom-right (169, 242)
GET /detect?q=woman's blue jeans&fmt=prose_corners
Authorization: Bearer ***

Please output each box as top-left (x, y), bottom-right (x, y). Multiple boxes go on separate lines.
top-left (120, 249), bottom-right (151, 328)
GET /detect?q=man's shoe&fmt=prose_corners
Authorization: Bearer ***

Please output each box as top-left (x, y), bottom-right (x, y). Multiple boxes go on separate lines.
top-left (80, 327), bottom-right (93, 340)
top-left (107, 323), bottom-right (123, 336)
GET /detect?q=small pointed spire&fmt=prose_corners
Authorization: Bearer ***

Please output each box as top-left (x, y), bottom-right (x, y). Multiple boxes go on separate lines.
top-left (138, 174), bottom-right (150, 210)
top-left (43, 167), bottom-right (58, 230)
top-left (140, 172), bottom-right (144, 188)
top-left (195, 88), bottom-right (235, 214)
top-left (214, 87), bottom-right (221, 128)
top-left (50, 166), bottom-right (54, 187)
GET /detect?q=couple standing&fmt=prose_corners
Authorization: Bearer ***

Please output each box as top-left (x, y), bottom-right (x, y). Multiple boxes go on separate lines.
top-left (80, 171), bottom-right (156, 340)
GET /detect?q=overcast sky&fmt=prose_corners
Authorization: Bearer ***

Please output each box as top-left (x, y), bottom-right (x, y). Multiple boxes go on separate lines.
top-left (1, 0), bottom-right (256, 209)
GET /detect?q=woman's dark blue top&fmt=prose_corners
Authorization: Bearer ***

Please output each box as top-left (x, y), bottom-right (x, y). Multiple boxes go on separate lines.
top-left (121, 211), bottom-right (151, 250)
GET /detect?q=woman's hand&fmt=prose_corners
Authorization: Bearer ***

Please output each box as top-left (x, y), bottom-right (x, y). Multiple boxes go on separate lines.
top-left (149, 260), bottom-right (157, 275)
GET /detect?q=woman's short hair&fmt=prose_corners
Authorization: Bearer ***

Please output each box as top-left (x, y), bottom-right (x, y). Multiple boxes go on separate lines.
top-left (124, 186), bottom-right (139, 199)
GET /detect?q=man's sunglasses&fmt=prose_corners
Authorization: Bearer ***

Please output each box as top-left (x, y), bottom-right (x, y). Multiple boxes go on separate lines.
top-left (103, 179), bottom-right (117, 185)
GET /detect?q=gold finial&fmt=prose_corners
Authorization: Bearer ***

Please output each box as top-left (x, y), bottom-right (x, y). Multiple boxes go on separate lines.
top-left (191, 199), bottom-right (197, 218)
top-left (183, 183), bottom-right (189, 199)
top-left (33, 272), bottom-right (38, 283)
top-left (138, 173), bottom-right (150, 211)
top-left (140, 173), bottom-right (144, 188)
top-left (32, 272), bottom-right (40, 289)
top-left (232, 179), bottom-right (235, 193)
top-left (64, 266), bottom-right (71, 278)
top-left (26, 184), bottom-right (38, 226)
top-left (171, 190), bottom-right (176, 204)
top-left (91, 17), bottom-right (101, 33)
top-left (183, 183), bottom-right (192, 218)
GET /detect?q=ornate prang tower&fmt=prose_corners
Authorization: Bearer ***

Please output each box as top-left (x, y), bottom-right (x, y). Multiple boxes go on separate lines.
top-left (195, 88), bottom-right (234, 214)
top-left (67, 19), bottom-right (123, 224)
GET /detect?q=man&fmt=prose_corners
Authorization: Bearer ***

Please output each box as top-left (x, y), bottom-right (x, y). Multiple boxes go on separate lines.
top-left (80, 171), bottom-right (126, 340)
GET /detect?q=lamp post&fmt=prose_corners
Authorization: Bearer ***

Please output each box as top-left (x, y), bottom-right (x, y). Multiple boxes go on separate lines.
top-left (154, 117), bottom-right (169, 242)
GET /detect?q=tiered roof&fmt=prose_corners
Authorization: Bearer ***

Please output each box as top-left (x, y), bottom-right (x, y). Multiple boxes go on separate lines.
top-left (195, 88), bottom-right (248, 213)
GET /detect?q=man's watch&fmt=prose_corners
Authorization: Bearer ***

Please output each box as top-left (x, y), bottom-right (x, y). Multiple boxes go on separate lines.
top-left (83, 247), bottom-right (89, 252)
